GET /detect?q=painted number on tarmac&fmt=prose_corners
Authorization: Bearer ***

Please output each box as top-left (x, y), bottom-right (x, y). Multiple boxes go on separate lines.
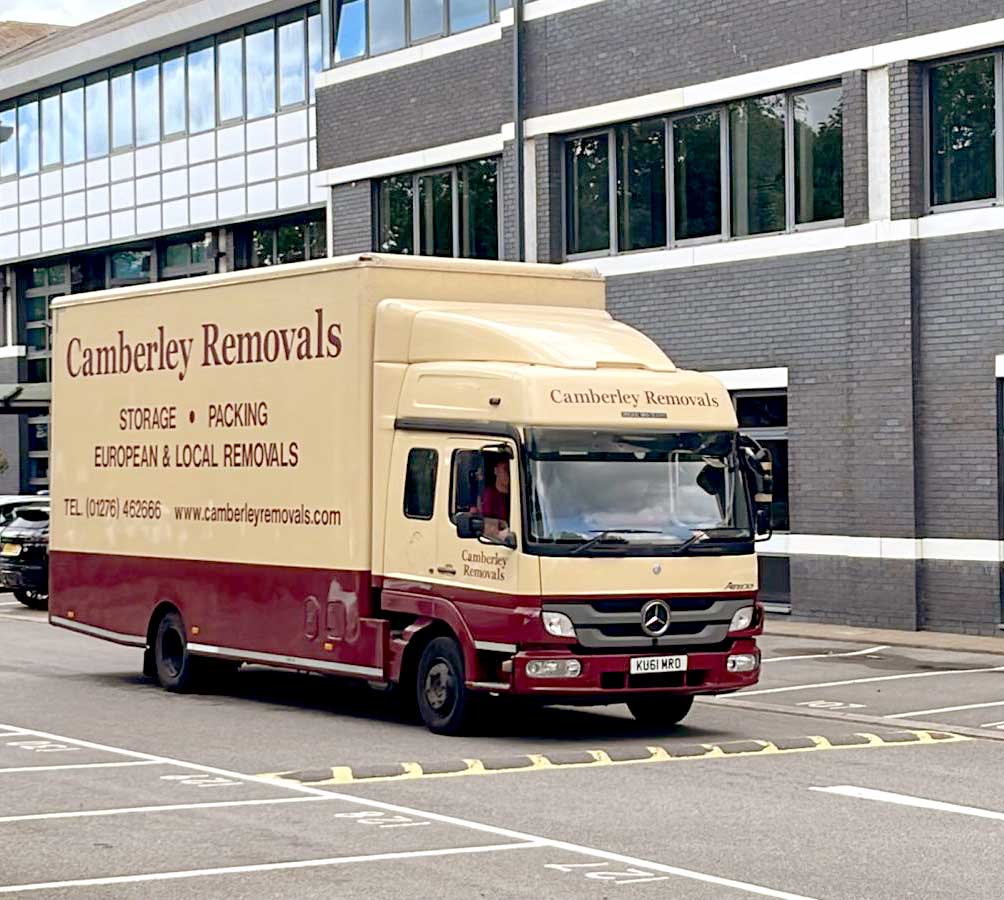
top-left (545, 862), bottom-right (668, 885)
top-left (6, 740), bottom-right (80, 753)
top-left (159, 774), bottom-right (240, 787)
top-left (334, 811), bottom-right (430, 829)
top-left (796, 700), bottom-right (866, 710)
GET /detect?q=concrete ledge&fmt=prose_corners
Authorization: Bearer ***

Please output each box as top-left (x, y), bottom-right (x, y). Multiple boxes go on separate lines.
top-left (765, 617), bottom-right (1004, 655)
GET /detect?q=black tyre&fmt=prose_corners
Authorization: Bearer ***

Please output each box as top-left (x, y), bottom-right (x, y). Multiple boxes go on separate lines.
top-left (416, 636), bottom-right (476, 735)
top-left (13, 589), bottom-right (47, 610)
top-left (154, 611), bottom-right (199, 692)
top-left (627, 695), bottom-right (694, 727)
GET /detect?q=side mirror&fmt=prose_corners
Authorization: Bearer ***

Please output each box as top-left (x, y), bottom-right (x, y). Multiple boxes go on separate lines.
top-left (739, 436), bottom-right (773, 541)
top-left (456, 513), bottom-right (485, 540)
top-left (755, 505), bottom-right (772, 538)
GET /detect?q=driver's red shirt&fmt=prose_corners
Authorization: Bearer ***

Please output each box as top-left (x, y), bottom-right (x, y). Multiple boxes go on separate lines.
top-left (479, 486), bottom-right (510, 522)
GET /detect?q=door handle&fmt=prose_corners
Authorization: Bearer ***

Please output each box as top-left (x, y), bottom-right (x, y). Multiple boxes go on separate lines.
top-left (437, 565), bottom-right (456, 576)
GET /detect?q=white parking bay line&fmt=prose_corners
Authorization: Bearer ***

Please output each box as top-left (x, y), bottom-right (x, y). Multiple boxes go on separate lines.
top-left (741, 665), bottom-right (1004, 696)
top-left (885, 699), bottom-right (1004, 719)
top-left (0, 796), bottom-right (329, 824)
top-left (0, 721), bottom-right (818, 900)
top-left (0, 760), bottom-right (161, 775)
top-left (763, 645), bottom-right (889, 664)
top-left (811, 786), bottom-right (1004, 822)
top-left (0, 844), bottom-right (544, 894)
top-left (0, 601), bottom-right (22, 607)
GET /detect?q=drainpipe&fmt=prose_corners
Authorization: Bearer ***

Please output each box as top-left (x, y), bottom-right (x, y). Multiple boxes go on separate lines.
top-left (513, 0), bottom-right (525, 262)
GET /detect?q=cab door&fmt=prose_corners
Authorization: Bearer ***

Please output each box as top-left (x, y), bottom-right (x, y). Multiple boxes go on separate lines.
top-left (383, 435), bottom-right (442, 587)
top-left (435, 437), bottom-right (520, 602)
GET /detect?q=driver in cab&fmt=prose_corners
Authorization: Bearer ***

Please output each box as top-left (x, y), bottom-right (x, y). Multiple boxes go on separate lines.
top-left (478, 457), bottom-right (512, 544)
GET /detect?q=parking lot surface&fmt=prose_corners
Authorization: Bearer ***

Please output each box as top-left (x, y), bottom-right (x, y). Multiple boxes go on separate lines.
top-left (2, 600), bottom-right (1003, 898)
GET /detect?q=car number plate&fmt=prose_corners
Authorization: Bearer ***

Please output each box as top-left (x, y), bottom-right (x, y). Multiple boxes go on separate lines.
top-left (629, 654), bottom-right (688, 675)
top-left (1, 543), bottom-right (21, 557)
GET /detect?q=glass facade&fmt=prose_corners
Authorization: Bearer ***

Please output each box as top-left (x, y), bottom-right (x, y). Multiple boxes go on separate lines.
top-left (336, 0), bottom-right (507, 61)
top-left (375, 158), bottom-right (500, 259)
top-left (0, 4), bottom-right (320, 180)
top-left (564, 85), bottom-right (843, 257)
top-left (235, 210), bottom-right (327, 268)
top-left (929, 55), bottom-right (997, 207)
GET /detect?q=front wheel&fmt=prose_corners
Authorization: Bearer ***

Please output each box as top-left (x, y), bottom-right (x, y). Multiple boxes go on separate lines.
top-left (13, 589), bottom-right (48, 610)
top-left (627, 695), bottom-right (694, 727)
top-left (416, 636), bottom-right (477, 735)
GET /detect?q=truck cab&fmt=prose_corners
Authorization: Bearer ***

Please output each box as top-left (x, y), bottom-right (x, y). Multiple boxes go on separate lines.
top-left (375, 300), bottom-right (771, 733)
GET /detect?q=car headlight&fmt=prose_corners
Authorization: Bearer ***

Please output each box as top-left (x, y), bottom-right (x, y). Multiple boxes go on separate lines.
top-left (526, 659), bottom-right (582, 678)
top-left (729, 606), bottom-right (755, 632)
top-left (542, 611), bottom-right (576, 638)
top-left (727, 653), bottom-right (759, 673)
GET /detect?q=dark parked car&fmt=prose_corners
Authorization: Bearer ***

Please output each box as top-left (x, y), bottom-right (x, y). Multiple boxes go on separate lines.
top-left (0, 505), bottom-right (50, 609)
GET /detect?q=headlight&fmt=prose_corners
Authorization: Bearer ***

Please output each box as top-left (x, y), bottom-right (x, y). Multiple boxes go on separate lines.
top-left (542, 611), bottom-right (576, 638)
top-left (727, 653), bottom-right (759, 673)
top-left (729, 606), bottom-right (755, 632)
top-left (526, 659), bottom-right (582, 678)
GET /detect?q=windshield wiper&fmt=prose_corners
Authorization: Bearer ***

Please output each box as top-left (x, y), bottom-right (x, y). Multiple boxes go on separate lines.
top-left (568, 529), bottom-right (661, 556)
top-left (661, 530), bottom-right (709, 555)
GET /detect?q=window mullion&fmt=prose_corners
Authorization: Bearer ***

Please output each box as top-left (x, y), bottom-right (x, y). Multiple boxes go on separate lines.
top-left (412, 173), bottom-right (420, 255)
top-left (607, 127), bottom-right (617, 254)
top-left (719, 107), bottom-right (730, 239)
top-left (665, 118), bottom-right (675, 246)
top-left (996, 53), bottom-right (1004, 204)
top-left (785, 93), bottom-right (796, 231)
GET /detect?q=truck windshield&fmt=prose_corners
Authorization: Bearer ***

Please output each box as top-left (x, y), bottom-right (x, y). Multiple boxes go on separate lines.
top-left (524, 429), bottom-right (751, 553)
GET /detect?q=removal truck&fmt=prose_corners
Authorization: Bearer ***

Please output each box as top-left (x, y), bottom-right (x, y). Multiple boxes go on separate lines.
top-left (49, 254), bottom-right (772, 734)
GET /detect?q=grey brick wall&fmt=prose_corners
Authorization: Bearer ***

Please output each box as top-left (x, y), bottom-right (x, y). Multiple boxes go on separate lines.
top-left (918, 560), bottom-right (1000, 635)
top-left (501, 140), bottom-right (520, 261)
top-left (841, 70), bottom-right (869, 227)
top-left (790, 556), bottom-right (918, 630)
top-left (889, 61), bottom-right (926, 220)
top-left (332, 182), bottom-right (373, 256)
top-left (316, 39), bottom-right (509, 170)
top-left (606, 242), bottom-right (917, 538)
top-left (913, 230), bottom-right (1004, 540)
top-left (522, 0), bottom-right (1004, 120)
top-left (535, 136), bottom-right (563, 263)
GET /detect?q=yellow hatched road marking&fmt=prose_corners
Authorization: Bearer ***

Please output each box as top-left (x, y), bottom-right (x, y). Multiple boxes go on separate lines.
top-left (258, 730), bottom-right (969, 787)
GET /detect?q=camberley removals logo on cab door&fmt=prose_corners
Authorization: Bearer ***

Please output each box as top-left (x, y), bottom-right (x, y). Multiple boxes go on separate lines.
top-left (65, 308), bottom-right (342, 382)
top-left (549, 387), bottom-right (721, 408)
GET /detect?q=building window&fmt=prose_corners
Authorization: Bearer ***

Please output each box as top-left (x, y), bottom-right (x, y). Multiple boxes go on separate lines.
top-left (732, 391), bottom-right (789, 532)
top-left (928, 54), bottom-right (997, 207)
top-left (217, 34), bottom-right (244, 122)
top-left (375, 158), bottom-right (500, 259)
top-left (134, 62), bottom-right (160, 147)
top-left (26, 416), bottom-right (49, 489)
top-left (109, 248), bottom-right (154, 286)
top-left (0, 106), bottom-right (16, 178)
top-left (21, 262), bottom-right (67, 385)
top-left (235, 211), bottom-right (327, 269)
top-left (245, 21), bottom-right (277, 119)
top-left (84, 76), bottom-right (108, 160)
top-left (161, 234), bottom-right (213, 280)
top-left (562, 84), bottom-right (843, 258)
top-left (565, 134), bottom-right (611, 255)
top-left (61, 85), bottom-right (84, 166)
top-left (111, 68), bottom-right (133, 150)
top-left (17, 98), bottom-right (39, 176)
top-left (40, 91), bottom-right (61, 169)
top-left (336, 0), bottom-right (507, 62)
top-left (187, 41), bottom-right (216, 134)
top-left (278, 13), bottom-right (307, 108)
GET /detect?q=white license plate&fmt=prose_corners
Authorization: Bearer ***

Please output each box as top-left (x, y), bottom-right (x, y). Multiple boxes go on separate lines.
top-left (629, 654), bottom-right (688, 675)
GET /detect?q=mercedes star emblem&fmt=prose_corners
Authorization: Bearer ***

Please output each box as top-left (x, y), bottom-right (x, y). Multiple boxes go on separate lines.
top-left (640, 599), bottom-right (671, 637)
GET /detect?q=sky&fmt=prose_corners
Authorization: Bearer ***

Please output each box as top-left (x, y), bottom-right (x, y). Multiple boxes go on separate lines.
top-left (2, 0), bottom-right (139, 26)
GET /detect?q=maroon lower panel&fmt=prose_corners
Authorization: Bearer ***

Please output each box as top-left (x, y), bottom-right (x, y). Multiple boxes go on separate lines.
top-left (49, 550), bottom-right (384, 673)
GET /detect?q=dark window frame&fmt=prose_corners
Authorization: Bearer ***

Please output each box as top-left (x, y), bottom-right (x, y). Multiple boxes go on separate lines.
top-left (561, 82), bottom-right (844, 261)
top-left (730, 388), bottom-right (789, 535)
top-left (924, 50), bottom-right (1004, 213)
top-left (403, 447), bottom-right (438, 520)
top-left (373, 156), bottom-right (502, 260)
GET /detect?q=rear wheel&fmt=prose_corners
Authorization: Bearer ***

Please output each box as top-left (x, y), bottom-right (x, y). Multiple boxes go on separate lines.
top-left (416, 636), bottom-right (477, 735)
top-left (627, 695), bottom-right (694, 727)
top-left (13, 589), bottom-right (47, 610)
top-left (154, 611), bottom-right (199, 692)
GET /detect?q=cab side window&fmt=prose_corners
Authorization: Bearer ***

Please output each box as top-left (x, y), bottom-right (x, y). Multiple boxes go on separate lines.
top-left (403, 448), bottom-right (438, 520)
top-left (450, 450), bottom-right (483, 523)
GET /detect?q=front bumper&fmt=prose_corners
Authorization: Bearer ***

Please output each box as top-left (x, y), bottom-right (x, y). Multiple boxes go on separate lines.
top-left (504, 639), bottom-right (760, 698)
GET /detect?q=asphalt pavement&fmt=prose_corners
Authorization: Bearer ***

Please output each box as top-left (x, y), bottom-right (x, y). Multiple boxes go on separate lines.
top-left (2, 597), bottom-right (1003, 899)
